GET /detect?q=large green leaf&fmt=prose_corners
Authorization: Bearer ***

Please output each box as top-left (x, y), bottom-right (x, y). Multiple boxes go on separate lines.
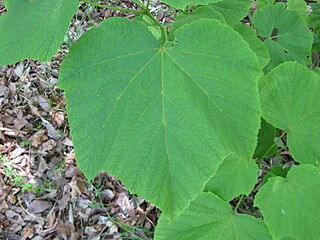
top-left (155, 192), bottom-right (272, 240)
top-left (60, 18), bottom-right (261, 218)
top-left (259, 62), bottom-right (320, 167)
top-left (252, 3), bottom-right (313, 72)
top-left (0, 0), bottom-right (79, 66)
top-left (255, 164), bottom-right (320, 240)
top-left (161, 0), bottom-right (222, 9)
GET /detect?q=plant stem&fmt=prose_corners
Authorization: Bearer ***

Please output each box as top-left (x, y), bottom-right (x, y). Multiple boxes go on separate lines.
top-left (234, 194), bottom-right (244, 213)
top-left (82, 0), bottom-right (143, 13)
top-left (146, 0), bottom-right (151, 8)
top-left (139, 3), bottom-right (168, 44)
top-left (259, 130), bottom-right (287, 162)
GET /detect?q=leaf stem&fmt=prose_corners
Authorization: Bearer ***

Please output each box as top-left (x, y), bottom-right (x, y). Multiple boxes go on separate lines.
top-left (139, 3), bottom-right (168, 45)
top-left (234, 194), bottom-right (244, 213)
top-left (82, 0), bottom-right (143, 13)
top-left (146, 0), bottom-right (151, 8)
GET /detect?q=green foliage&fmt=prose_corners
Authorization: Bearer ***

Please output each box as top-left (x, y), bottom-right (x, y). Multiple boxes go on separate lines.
top-left (256, 165), bottom-right (320, 240)
top-left (0, 0), bottom-right (79, 65)
top-left (160, 0), bottom-right (221, 9)
top-left (253, 118), bottom-right (278, 158)
top-left (252, 3), bottom-right (313, 72)
top-left (287, 0), bottom-right (307, 20)
top-left (204, 155), bottom-right (258, 201)
top-left (259, 62), bottom-right (320, 167)
top-left (155, 192), bottom-right (272, 240)
top-left (1, 0), bottom-right (319, 239)
top-left (60, 17), bottom-right (261, 219)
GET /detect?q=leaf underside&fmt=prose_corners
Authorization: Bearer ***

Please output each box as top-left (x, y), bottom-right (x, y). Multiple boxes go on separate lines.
top-left (0, 0), bottom-right (79, 66)
top-left (59, 18), bottom-right (261, 219)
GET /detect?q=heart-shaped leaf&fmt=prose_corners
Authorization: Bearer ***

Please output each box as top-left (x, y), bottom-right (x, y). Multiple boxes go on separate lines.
top-left (60, 18), bottom-right (261, 218)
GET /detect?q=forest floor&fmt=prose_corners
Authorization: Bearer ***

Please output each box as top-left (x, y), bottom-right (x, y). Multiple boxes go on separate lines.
top-left (0, 1), bottom-right (176, 239)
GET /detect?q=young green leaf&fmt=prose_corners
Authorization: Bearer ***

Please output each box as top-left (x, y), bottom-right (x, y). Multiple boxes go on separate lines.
top-left (60, 18), bottom-right (261, 219)
top-left (252, 3), bottom-right (313, 72)
top-left (0, 0), bottom-right (79, 66)
top-left (155, 192), bottom-right (272, 240)
top-left (253, 118), bottom-right (278, 158)
top-left (259, 62), bottom-right (320, 167)
top-left (255, 164), bottom-right (320, 240)
top-left (160, 0), bottom-right (221, 9)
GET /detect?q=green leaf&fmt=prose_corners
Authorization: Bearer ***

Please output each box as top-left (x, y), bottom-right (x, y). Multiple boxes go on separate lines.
top-left (134, 15), bottom-right (162, 41)
top-left (160, 0), bottom-right (222, 9)
top-left (168, 5), bottom-right (226, 41)
top-left (60, 18), bottom-right (261, 218)
top-left (253, 118), bottom-right (278, 158)
top-left (255, 164), bottom-right (320, 240)
top-left (259, 61), bottom-right (320, 167)
top-left (205, 155), bottom-right (258, 201)
top-left (256, 0), bottom-right (274, 8)
top-left (0, 0), bottom-right (79, 66)
top-left (309, 3), bottom-right (320, 31)
top-left (155, 192), bottom-right (272, 240)
top-left (260, 165), bottom-right (289, 186)
top-left (287, 0), bottom-right (307, 20)
top-left (208, 0), bottom-right (252, 26)
top-left (234, 25), bottom-right (270, 68)
top-left (252, 3), bottom-right (313, 72)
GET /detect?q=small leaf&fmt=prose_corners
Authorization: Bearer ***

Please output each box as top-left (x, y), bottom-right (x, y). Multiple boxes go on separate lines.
top-left (205, 155), bottom-right (258, 201)
top-left (253, 118), bottom-right (278, 158)
top-left (0, 0), bottom-right (79, 65)
top-left (160, 0), bottom-right (222, 9)
top-left (259, 61), bottom-right (320, 167)
top-left (260, 165), bottom-right (289, 186)
top-left (252, 3), bottom-right (313, 72)
top-left (60, 18), bottom-right (261, 219)
top-left (255, 164), bottom-right (320, 240)
top-left (234, 25), bottom-right (270, 68)
top-left (155, 192), bottom-right (272, 240)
